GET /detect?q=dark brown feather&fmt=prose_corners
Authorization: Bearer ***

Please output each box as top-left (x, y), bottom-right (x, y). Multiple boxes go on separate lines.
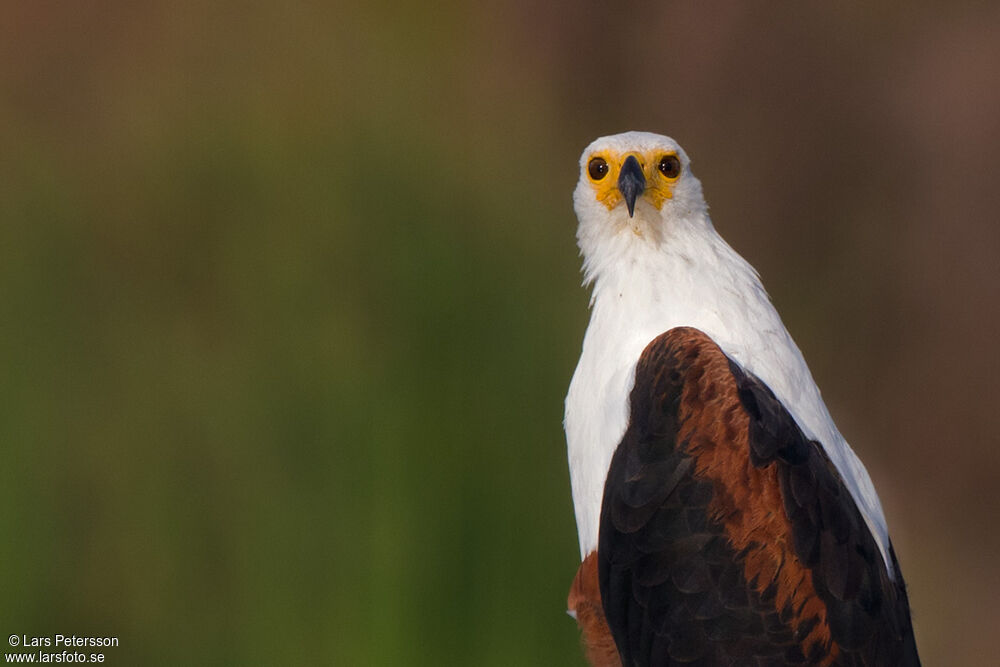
top-left (593, 327), bottom-right (920, 666)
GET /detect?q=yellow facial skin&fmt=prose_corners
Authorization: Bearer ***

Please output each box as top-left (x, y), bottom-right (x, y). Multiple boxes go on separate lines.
top-left (585, 150), bottom-right (680, 212)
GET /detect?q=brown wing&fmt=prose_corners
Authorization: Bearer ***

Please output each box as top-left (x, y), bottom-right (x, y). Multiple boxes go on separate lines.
top-left (594, 327), bottom-right (919, 666)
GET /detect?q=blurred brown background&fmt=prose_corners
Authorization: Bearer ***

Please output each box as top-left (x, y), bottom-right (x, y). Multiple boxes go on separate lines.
top-left (1, 2), bottom-right (998, 664)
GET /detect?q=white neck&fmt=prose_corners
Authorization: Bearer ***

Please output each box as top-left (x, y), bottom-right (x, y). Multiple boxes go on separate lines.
top-left (564, 213), bottom-right (891, 573)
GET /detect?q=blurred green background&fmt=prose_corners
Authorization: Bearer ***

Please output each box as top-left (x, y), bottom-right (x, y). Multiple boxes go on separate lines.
top-left (2, 2), bottom-right (998, 665)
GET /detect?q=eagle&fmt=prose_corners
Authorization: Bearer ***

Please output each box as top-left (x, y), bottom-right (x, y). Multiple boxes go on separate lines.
top-left (564, 132), bottom-right (920, 666)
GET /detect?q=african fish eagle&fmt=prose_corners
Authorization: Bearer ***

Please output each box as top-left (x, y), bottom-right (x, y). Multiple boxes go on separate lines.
top-left (564, 132), bottom-right (920, 666)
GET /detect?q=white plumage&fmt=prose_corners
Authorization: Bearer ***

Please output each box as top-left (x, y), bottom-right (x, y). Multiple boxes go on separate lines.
top-left (564, 131), bottom-right (891, 574)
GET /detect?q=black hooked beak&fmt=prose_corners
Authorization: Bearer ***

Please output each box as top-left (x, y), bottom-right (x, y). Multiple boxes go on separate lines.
top-left (617, 155), bottom-right (646, 218)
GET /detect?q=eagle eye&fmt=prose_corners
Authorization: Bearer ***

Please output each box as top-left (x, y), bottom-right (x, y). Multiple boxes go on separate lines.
top-left (658, 155), bottom-right (681, 179)
top-left (588, 157), bottom-right (609, 181)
